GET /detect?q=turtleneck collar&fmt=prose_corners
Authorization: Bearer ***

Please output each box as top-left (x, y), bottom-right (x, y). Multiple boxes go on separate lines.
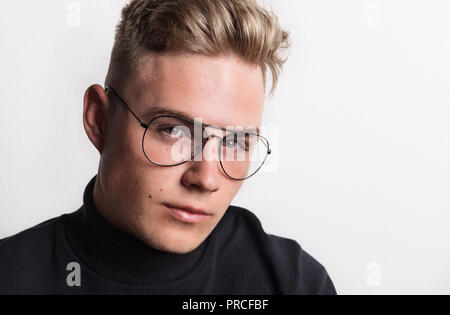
top-left (64, 175), bottom-right (212, 286)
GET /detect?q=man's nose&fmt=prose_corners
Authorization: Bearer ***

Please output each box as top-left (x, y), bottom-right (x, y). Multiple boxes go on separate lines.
top-left (181, 136), bottom-right (223, 192)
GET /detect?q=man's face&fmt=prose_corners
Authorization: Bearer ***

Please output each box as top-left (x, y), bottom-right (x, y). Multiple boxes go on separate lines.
top-left (94, 52), bottom-right (265, 254)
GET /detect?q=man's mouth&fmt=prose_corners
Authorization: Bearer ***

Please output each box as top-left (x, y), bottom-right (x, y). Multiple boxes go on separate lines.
top-left (163, 203), bottom-right (212, 224)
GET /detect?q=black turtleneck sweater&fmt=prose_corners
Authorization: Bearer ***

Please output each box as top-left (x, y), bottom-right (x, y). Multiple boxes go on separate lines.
top-left (0, 175), bottom-right (336, 295)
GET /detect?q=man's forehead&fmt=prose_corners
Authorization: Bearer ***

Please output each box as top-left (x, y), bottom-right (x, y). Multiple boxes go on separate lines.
top-left (130, 52), bottom-right (264, 133)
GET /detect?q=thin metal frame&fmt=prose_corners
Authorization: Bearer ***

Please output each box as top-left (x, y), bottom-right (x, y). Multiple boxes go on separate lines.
top-left (104, 84), bottom-right (271, 180)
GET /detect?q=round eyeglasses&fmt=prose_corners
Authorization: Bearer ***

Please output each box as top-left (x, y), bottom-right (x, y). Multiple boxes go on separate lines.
top-left (105, 85), bottom-right (271, 180)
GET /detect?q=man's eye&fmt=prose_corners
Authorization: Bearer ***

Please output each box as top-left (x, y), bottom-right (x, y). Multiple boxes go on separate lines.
top-left (160, 126), bottom-right (187, 138)
top-left (224, 136), bottom-right (248, 151)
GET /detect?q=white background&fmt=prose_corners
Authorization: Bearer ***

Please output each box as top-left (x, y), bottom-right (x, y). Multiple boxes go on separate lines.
top-left (1, 0), bottom-right (449, 294)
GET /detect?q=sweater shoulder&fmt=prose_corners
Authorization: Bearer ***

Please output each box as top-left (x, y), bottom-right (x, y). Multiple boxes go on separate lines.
top-left (0, 211), bottom-right (81, 294)
top-left (0, 214), bottom-right (67, 278)
top-left (0, 215), bottom-right (62, 248)
top-left (266, 233), bottom-right (336, 294)
top-left (219, 205), bottom-right (336, 295)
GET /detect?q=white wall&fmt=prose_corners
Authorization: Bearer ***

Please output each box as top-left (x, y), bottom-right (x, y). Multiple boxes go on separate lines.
top-left (0, 0), bottom-right (449, 294)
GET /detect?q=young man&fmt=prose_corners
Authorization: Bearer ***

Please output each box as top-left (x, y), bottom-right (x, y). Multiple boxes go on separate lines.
top-left (0, 0), bottom-right (336, 294)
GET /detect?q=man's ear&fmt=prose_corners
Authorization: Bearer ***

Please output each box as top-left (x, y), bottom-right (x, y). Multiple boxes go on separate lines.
top-left (83, 84), bottom-right (110, 153)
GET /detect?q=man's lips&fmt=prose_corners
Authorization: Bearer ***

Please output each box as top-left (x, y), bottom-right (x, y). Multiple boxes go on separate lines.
top-left (163, 203), bottom-right (211, 215)
top-left (163, 203), bottom-right (212, 224)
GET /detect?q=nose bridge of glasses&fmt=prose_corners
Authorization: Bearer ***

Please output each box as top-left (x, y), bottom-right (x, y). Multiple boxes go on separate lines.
top-left (202, 124), bottom-right (226, 138)
top-left (199, 134), bottom-right (222, 159)
top-left (198, 126), bottom-right (223, 148)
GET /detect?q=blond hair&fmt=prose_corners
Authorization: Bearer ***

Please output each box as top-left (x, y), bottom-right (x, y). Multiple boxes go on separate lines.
top-left (107, 0), bottom-right (290, 96)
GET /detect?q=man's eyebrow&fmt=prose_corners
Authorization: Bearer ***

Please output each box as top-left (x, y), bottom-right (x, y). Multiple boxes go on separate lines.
top-left (141, 106), bottom-right (261, 134)
top-left (141, 106), bottom-right (195, 122)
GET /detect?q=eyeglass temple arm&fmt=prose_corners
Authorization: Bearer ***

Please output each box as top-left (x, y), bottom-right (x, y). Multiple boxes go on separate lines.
top-left (104, 85), bottom-right (148, 129)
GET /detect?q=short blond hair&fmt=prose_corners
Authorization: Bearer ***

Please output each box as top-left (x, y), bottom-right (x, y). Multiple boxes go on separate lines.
top-left (107, 0), bottom-right (290, 96)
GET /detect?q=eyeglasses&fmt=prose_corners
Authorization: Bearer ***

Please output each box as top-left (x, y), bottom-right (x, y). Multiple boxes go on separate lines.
top-left (104, 84), bottom-right (271, 181)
